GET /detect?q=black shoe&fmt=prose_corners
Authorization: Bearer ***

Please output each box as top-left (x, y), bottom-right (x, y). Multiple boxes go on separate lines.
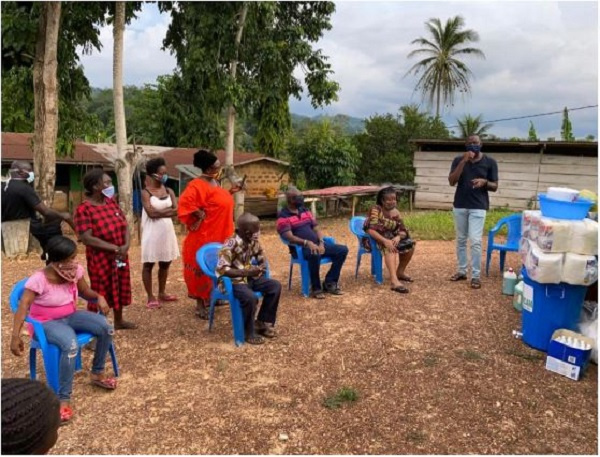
top-left (323, 282), bottom-right (343, 295)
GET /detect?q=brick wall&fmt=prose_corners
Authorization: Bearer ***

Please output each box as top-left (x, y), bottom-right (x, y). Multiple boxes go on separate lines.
top-left (236, 161), bottom-right (289, 197)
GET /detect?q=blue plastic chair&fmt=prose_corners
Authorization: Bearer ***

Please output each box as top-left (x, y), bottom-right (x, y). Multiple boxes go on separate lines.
top-left (349, 216), bottom-right (384, 284)
top-left (280, 235), bottom-right (335, 297)
top-left (486, 213), bottom-right (522, 276)
top-left (8, 278), bottom-right (119, 394)
top-left (196, 243), bottom-right (270, 347)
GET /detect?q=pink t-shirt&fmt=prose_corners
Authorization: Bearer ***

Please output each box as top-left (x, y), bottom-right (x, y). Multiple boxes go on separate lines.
top-left (24, 265), bottom-right (85, 334)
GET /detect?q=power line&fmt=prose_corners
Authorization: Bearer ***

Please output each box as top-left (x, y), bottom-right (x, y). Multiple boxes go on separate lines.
top-left (447, 104), bottom-right (598, 129)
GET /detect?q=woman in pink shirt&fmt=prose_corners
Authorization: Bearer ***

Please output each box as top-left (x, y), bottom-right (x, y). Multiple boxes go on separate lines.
top-left (10, 236), bottom-right (117, 424)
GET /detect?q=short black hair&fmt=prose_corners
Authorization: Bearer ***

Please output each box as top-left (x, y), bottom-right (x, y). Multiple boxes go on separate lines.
top-left (42, 236), bottom-right (77, 265)
top-left (193, 149), bottom-right (218, 172)
top-left (83, 168), bottom-right (105, 196)
top-left (146, 157), bottom-right (166, 176)
top-left (1, 378), bottom-right (60, 455)
top-left (376, 186), bottom-right (397, 206)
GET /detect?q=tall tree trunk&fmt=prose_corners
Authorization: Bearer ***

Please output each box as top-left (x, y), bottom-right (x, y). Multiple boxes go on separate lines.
top-left (225, 3), bottom-right (248, 220)
top-left (33, 2), bottom-right (61, 207)
top-left (435, 85), bottom-right (441, 119)
top-left (113, 2), bottom-right (137, 233)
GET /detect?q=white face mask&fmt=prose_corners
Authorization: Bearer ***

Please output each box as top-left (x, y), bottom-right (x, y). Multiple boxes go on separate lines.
top-left (102, 186), bottom-right (115, 199)
top-left (26, 171), bottom-right (35, 183)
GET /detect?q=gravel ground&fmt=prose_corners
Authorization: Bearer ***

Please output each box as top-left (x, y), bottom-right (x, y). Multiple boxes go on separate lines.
top-left (1, 217), bottom-right (597, 454)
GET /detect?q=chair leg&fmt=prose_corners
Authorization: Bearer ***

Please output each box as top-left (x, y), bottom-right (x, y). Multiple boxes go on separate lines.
top-left (372, 249), bottom-right (383, 284)
top-left (29, 347), bottom-right (37, 381)
top-left (229, 299), bottom-right (246, 347)
top-left (499, 251), bottom-right (507, 273)
top-left (43, 345), bottom-right (61, 395)
top-left (486, 248), bottom-right (493, 277)
top-left (300, 262), bottom-right (311, 297)
top-left (75, 346), bottom-right (83, 372)
top-left (109, 343), bottom-right (119, 377)
top-left (288, 261), bottom-right (293, 291)
top-left (355, 252), bottom-right (362, 278)
top-left (208, 295), bottom-right (217, 331)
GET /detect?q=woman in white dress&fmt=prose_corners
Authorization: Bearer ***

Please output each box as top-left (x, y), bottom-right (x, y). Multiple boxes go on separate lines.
top-left (141, 158), bottom-right (180, 309)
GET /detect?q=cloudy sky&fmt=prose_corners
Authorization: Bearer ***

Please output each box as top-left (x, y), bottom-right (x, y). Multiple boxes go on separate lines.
top-left (79, 1), bottom-right (599, 140)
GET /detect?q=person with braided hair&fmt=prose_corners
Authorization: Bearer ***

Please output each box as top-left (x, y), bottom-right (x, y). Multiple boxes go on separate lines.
top-left (1, 378), bottom-right (60, 454)
top-left (9, 235), bottom-right (117, 423)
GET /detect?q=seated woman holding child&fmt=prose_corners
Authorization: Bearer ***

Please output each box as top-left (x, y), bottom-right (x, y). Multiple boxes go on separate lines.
top-left (9, 236), bottom-right (117, 424)
top-left (364, 186), bottom-right (416, 293)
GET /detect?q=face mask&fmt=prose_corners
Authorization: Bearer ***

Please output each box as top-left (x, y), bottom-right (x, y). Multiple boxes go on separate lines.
top-left (51, 260), bottom-right (79, 283)
top-left (292, 195), bottom-right (304, 207)
top-left (466, 144), bottom-right (481, 154)
top-left (251, 231), bottom-right (260, 242)
top-left (205, 169), bottom-right (223, 180)
top-left (154, 174), bottom-right (168, 184)
top-left (102, 185), bottom-right (115, 199)
top-left (26, 171), bottom-right (35, 183)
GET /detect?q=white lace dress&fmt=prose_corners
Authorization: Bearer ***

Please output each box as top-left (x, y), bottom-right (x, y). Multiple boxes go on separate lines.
top-left (141, 193), bottom-right (180, 263)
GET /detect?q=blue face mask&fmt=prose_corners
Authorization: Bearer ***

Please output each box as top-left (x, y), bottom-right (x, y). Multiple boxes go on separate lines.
top-left (153, 174), bottom-right (168, 184)
top-left (102, 185), bottom-right (115, 199)
top-left (466, 144), bottom-right (481, 154)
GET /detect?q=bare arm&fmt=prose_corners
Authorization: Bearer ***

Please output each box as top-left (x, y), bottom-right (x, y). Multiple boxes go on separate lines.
top-left (10, 289), bottom-right (35, 356)
top-left (77, 277), bottom-right (110, 314)
top-left (281, 230), bottom-right (320, 255)
top-left (33, 202), bottom-right (75, 231)
top-left (78, 229), bottom-right (120, 253)
top-left (448, 152), bottom-right (471, 186)
top-left (141, 190), bottom-right (178, 219)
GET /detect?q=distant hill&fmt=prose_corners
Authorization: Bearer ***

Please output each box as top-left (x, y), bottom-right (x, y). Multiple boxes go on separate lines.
top-left (291, 113), bottom-right (365, 135)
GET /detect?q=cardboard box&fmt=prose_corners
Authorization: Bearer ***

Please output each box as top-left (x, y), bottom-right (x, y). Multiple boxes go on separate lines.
top-left (545, 329), bottom-right (594, 380)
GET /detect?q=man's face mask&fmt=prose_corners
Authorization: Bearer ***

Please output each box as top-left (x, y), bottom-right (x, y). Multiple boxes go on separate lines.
top-left (466, 144), bottom-right (481, 154)
top-left (291, 195), bottom-right (304, 207)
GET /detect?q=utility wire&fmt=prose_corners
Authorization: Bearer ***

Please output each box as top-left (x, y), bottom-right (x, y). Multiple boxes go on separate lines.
top-left (447, 104), bottom-right (598, 129)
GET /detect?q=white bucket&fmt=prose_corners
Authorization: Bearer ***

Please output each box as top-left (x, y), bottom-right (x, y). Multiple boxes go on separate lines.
top-left (547, 187), bottom-right (579, 202)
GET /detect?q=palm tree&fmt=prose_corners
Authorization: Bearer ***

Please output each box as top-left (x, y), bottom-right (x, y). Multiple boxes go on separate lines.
top-left (406, 16), bottom-right (485, 118)
top-left (457, 114), bottom-right (493, 139)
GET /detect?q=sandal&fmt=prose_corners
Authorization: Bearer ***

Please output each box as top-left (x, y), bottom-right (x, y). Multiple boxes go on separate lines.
top-left (471, 278), bottom-right (482, 289)
top-left (246, 335), bottom-right (265, 345)
top-left (397, 274), bottom-right (413, 283)
top-left (449, 272), bottom-right (468, 281)
top-left (114, 321), bottom-right (137, 330)
top-left (91, 377), bottom-right (117, 390)
top-left (195, 306), bottom-right (209, 320)
top-left (60, 405), bottom-right (74, 424)
top-left (158, 294), bottom-right (178, 302)
top-left (391, 285), bottom-right (409, 294)
top-left (256, 321), bottom-right (277, 338)
top-left (311, 290), bottom-right (326, 300)
top-left (146, 299), bottom-right (161, 309)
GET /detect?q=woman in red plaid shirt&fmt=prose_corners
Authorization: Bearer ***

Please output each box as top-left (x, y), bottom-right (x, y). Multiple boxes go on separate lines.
top-left (74, 169), bottom-right (136, 330)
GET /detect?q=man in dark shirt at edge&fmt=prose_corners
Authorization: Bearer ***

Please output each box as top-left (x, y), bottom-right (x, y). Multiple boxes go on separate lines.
top-left (1, 160), bottom-right (75, 250)
top-left (448, 135), bottom-right (499, 290)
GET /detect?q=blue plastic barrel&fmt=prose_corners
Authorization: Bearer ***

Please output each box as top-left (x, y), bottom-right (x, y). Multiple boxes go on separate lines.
top-left (520, 268), bottom-right (587, 351)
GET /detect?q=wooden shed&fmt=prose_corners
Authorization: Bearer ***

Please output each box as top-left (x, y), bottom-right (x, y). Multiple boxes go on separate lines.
top-left (412, 140), bottom-right (598, 210)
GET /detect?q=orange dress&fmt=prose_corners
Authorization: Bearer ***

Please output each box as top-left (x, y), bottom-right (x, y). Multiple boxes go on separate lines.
top-left (178, 178), bottom-right (234, 300)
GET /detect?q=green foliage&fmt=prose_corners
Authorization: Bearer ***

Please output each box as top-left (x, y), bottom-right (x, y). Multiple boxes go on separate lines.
top-left (560, 107), bottom-right (575, 141)
top-left (162, 1), bottom-right (339, 153)
top-left (585, 134), bottom-right (595, 141)
top-left (323, 387), bottom-right (359, 409)
top-left (456, 114), bottom-right (493, 139)
top-left (354, 105), bottom-right (449, 185)
top-left (528, 121), bottom-right (538, 141)
top-left (406, 16), bottom-right (485, 117)
top-left (289, 121), bottom-right (360, 189)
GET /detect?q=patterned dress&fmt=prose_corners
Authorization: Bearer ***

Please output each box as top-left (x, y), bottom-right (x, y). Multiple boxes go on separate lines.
top-left (74, 197), bottom-right (131, 311)
top-left (363, 205), bottom-right (410, 253)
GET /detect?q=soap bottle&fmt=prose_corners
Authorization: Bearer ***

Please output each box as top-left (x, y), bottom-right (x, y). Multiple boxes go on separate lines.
top-left (503, 268), bottom-right (518, 295)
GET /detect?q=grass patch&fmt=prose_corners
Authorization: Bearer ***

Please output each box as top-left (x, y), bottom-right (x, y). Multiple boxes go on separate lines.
top-left (505, 349), bottom-right (544, 361)
top-left (406, 430), bottom-right (427, 444)
top-left (456, 349), bottom-right (485, 361)
top-left (423, 353), bottom-right (439, 367)
top-left (323, 387), bottom-right (360, 409)
top-left (402, 208), bottom-right (515, 240)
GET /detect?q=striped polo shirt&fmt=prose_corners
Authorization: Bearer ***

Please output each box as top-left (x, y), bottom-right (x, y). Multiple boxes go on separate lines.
top-left (276, 207), bottom-right (320, 244)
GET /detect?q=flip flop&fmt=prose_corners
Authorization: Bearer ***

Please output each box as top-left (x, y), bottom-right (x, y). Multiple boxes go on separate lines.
top-left (114, 321), bottom-right (138, 330)
top-left (471, 278), bottom-right (482, 289)
top-left (159, 294), bottom-right (178, 302)
top-left (146, 299), bottom-right (161, 309)
top-left (449, 273), bottom-right (468, 281)
top-left (397, 274), bottom-right (414, 283)
top-left (91, 377), bottom-right (117, 390)
top-left (391, 285), bottom-right (409, 294)
top-left (195, 307), bottom-right (209, 320)
top-left (246, 335), bottom-right (265, 345)
top-left (60, 405), bottom-right (74, 424)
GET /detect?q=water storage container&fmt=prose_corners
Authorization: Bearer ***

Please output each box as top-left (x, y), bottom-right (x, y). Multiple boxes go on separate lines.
top-left (502, 268), bottom-right (517, 295)
top-left (521, 268), bottom-right (587, 351)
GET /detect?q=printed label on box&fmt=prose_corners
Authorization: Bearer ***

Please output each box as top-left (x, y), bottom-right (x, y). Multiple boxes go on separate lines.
top-left (523, 284), bottom-right (534, 312)
top-left (546, 356), bottom-right (581, 381)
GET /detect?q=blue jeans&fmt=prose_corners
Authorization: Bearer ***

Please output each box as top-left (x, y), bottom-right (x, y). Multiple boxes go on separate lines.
top-left (302, 242), bottom-right (349, 291)
top-left (453, 208), bottom-right (487, 279)
top-left (41, 311), bottom-right (114, 401)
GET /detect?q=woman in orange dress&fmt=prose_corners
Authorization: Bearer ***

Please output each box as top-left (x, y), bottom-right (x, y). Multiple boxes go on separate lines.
top-left (178, 149), bottom-right (242, 319)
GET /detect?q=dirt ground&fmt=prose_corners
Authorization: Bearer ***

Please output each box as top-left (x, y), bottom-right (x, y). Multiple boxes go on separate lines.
top-left (1, 217), bottom-right (597, 454)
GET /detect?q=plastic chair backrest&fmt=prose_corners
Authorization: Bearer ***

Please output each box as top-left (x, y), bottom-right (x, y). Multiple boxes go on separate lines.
top-left (350, 216), bottom-right (367, 238)
top-left (9, 278), bottom-right (29, 313)
top-left (505, 214), bottom-right (522, 246)
top-left (197, 243), bottom-right (223, 281)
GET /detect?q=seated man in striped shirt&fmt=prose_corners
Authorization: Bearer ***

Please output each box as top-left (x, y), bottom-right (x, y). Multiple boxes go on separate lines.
top-left (277, 187), bottom-right (348, 299)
